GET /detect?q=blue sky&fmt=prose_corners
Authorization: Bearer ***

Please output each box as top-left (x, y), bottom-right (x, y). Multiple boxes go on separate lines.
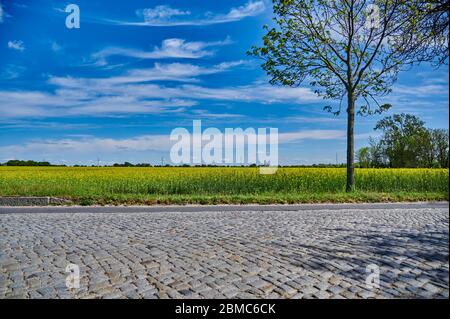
top-left (0, 0), bottom-right (448, 165)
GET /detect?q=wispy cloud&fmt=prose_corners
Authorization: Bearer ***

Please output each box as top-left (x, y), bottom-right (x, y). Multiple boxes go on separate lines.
top-left (0, 128), bottom-right (347, 160)
top-left (0, 61), bottom-right (246, 118)
top-left (0, 136), bottom-right (172, 158)
top-left (392, 84), bottom-right (449, 97)
top-left (280, 116), bottom-right (343, 124)
top-left (173, 83), bottom-right (320, 104)
top-left (50, 60), bottom-right (245, 86)
top-left (380, 83), bottom-right (449, 115)
top-left (1, 64), bottom-right (26, 79)
top-left (279, 130), bottom-right (346, 143)
top-left (0, 120), bottom-right (98, 130)
top-left (48, 71), bottom-right (319, 107)
top-left (0, 83), bottom-right (319, 119)
top-left (91, 37), bottom-right (232, 66)
top-left (3, 53), bottom-right (444, 121)
top-left (7, 40), bottom-right (25, 51)
top-left (11, 2), bottom-right (28, 9)
top-left (0, 58), bottom-right (321, 120)
top-left (138, 5), bottom-right (191, 22)
top-left (108, 1), bottom-right (265, 27)
top-left (190, 109), bottom-right (245, 119)
top-left (0, 89), bottom-right (195, 118)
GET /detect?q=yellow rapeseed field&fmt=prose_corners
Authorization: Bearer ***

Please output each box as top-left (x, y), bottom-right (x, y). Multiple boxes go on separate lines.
top-left (0, 167), bottom-right (447, 204)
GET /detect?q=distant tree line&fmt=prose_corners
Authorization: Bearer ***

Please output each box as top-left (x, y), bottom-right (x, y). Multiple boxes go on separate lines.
top-left (0, 160), bottom-right (63, 167)
top-left (112, 162), bottom-right (153, 167)
top-left (1, 160), bottom-right (348, 168)
top-left (357, 114), bottom-right (449, 168)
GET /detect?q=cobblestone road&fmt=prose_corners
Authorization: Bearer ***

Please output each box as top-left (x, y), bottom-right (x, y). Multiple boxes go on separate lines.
top-left (0, 207), bottom-right (448, 299)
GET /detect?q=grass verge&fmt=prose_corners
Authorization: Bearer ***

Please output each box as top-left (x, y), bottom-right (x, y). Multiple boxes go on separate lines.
top-left (70, 192), bottom-right (448, 206)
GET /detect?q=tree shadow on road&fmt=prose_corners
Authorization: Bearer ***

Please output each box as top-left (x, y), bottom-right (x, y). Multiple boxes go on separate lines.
top-left (274, 223), bottom-right (449, 290)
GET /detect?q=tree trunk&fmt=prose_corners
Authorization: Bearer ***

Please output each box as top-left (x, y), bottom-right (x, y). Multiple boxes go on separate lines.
top-left (346, 92), bottom-right (355, 192)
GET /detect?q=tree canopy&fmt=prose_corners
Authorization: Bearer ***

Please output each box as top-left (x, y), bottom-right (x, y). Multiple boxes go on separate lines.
top-left (396, 0), bottom-right (449, 66)
top-left (358, 114), bottom-right (449, 168)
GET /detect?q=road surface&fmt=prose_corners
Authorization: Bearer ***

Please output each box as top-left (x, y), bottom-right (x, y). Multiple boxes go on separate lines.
top-left (0, 203), bottom-right (448, 299)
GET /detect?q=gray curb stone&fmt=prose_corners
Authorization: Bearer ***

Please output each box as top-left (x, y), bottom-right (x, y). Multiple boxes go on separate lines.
top-left (0, 197), bottom-right (72, 206)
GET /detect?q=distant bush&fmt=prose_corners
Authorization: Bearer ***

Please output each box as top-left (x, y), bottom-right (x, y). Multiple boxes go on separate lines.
top-left (2, 160), bottom-right (59, 167)
top-left (112, 162), bottom-right (153, 167)
top-left (357, 114), bottom-right (449, 168)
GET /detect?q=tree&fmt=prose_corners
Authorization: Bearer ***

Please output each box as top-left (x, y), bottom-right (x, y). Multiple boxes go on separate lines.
top-left (395, 0), bottom-right (449, 66)
top-left (416, 128), bottom-right (435, 168)
top-left (431, 128), bottom-right (449, 168)
top-left (374, 113), bottom-right (428, 167)
top-left (366, 114), bottom-right (449, 168)
top-left (5, 160), bottom-right (52, 166)
top-left (249, 0), bottom-right (445, 191)
top-left (420, 0), bottom-right (449, 65)
top-left (356, 147), bottom-right (371, 168)
top-left (368, 137), bottom-right (388, 167)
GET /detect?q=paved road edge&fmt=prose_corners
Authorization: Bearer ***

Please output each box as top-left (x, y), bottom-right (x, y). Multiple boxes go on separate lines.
top-left (0, 201), bottom-right (448, 214)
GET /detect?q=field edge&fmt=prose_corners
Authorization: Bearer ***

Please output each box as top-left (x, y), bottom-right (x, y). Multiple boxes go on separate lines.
top-left (0, 192), bottom-right (444, 206)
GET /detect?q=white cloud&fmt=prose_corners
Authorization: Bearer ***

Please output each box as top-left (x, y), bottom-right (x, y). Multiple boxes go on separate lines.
top-left (113, 1), bottom-right (265, 27)
top-left (190, 110), bottom-right (245, 119)
top-left (226, 0), bottom-right (266, 20)
top-left (64, 98), bottom-right (195, 116)
top-left (392, 84), bottom-right (449, 97)
top-left (0, 83), bottom-right (319, 119)
top-left (50, 61), bottom-right (245, 87)
top-left (0, 135), bottom-right (172, 157)
top-left (0, 89), bottom-right (195, 118)
top-left (0, 61), bottom-right (247, 118)
top-left (7, 40), bottom-right (25, 51)
top-left (48, 75), bottom-right (319, 107)
top-left (0, 59), bottom-right (320, 119)
top-left (138, 5), bottom-right (191, 21)
top-left (282, 116), bottom-right (343, 124)
top-left (92, 37), bottom-right (232, 65)
top-left (279, 130), bottom-right (346, 143)
top-left (13, 57), bottom-right (442, 121)
top-left (0, 129), bottom-right (347, 160)
top-left (172, 83), bottom-right (320, 104)
top-left (378, 83), bottom-right (449, 114)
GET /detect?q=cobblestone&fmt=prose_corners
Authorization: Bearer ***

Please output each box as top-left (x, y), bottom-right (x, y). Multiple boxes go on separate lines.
top-left (0, 208), bottom-right (448, 299)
